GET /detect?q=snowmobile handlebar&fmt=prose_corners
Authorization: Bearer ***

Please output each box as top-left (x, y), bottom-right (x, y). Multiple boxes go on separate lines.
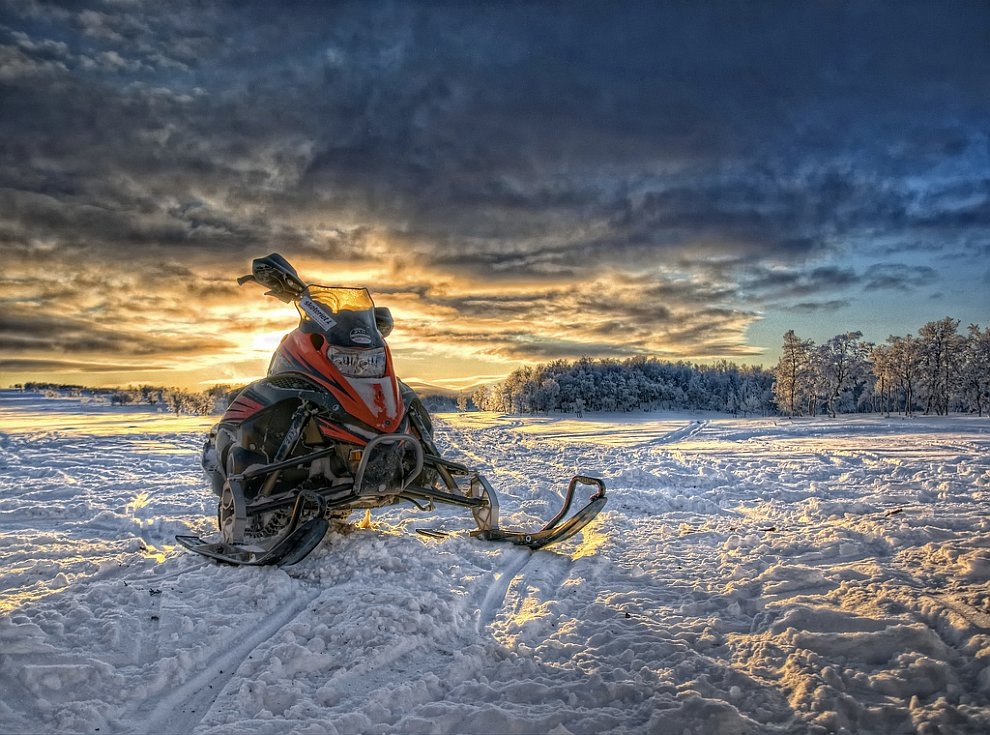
top-left (238, 253), bottom-right (307, 303)
top-left (237, 252), bottom-right (396, 337)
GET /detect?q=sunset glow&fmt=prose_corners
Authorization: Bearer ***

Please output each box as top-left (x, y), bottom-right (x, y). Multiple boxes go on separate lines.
top-left (1, 3), bottom-right (987, 390)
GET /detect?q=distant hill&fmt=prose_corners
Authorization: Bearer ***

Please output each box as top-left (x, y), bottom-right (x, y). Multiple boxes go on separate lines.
top-left (403, 378), bottom-right (497, 399)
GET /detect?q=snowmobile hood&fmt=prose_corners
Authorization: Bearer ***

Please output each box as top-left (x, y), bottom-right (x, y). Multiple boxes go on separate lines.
top-left (269, 328), bottom-right (405, 434)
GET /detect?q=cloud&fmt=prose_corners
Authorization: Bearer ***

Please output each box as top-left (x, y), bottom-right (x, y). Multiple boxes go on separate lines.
top-left (0, 2), bottom-right (987, 384)
top-left (0, 307), bottom-right (236, 357)
top-left (0, 358), bottom-right (170, 373)
top-left (786, 300), bottom-right (852, 314)
top-left (863, 264), bottom-right (940, 291)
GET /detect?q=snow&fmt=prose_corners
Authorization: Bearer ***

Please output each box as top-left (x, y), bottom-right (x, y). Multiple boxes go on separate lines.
top-left (2, 390), bottom-right (990, 734)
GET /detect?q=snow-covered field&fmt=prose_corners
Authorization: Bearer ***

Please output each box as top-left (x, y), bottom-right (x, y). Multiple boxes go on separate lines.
top-left (2, 391), bottom-right (989, 735)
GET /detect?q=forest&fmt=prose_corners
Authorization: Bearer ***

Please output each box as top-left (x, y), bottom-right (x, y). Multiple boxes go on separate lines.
top-left (472, 317), bottom-right (990, 418)
top-left (470, 357), bottom-right (775, 416)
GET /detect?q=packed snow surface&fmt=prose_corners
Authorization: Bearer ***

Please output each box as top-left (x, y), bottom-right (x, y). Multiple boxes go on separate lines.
top-left (2, 391), bottom-right (990, 734)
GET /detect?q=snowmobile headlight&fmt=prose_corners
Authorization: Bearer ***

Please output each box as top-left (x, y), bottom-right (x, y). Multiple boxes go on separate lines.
top-left (327, 346), bottom-right (387, 378)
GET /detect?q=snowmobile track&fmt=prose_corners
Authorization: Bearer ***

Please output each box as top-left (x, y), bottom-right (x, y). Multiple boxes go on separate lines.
top-left (649, 420), bottom-right (709, 446)
top-left (125, 587), bottom-right (320, 735)
top-left (477, 547), bottom-right (532, 634)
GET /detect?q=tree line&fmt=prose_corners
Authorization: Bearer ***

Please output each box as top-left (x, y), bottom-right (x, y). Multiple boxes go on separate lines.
top-left (13, 382), bottom-right (235, 416)
top-left (469, 317), bottom-right (989, 418)
top-left (774, 318), bottom-right (990, 417)
top-left (470, 357), bottom-right (776, 416)
top-left (14, 316), bottom-right (989, 419)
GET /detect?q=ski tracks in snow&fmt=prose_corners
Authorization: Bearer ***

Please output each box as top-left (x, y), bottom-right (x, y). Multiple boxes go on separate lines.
top-left (482, 547), bottom-right (579, 649)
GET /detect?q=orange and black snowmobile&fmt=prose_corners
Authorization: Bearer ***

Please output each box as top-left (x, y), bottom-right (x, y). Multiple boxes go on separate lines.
top-left (177, 254), bottom-right (606, 565)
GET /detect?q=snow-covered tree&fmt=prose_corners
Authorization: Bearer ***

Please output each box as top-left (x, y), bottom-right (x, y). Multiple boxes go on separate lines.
top-left (961, 324), bottom-right (990, 416)
top-left (869, 343), bottom-right (896, 416)
top-left (887, 334), bottom-right (922, 416)
top-left (815, 331), bottom-right (871, 417)
top-left (918, 317), bottom-right (964, 416)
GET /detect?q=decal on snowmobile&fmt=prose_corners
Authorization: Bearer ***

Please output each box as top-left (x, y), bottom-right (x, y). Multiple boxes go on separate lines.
top-left (179, 253), bottom-right (608, 566)
top-left (299, 295), bottom-right (337, 330)
top-left (223, 394), bottom-right (265, 422)
top-left (314, 417), bottom-right (375, 445)
top-left (274, 330), bottom-right (403, 433)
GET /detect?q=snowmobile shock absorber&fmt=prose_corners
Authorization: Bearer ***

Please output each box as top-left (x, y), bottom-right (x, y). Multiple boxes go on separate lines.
top-left (259, 401), bottom-right (318, 497)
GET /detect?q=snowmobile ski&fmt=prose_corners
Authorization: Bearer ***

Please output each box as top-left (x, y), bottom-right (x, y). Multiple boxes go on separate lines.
top-left (475, 494), bottom-right (607, 549)
top-left (417, 475), bottom-right (607, 550)
top-left (175, 517), bottom-right (329, 566)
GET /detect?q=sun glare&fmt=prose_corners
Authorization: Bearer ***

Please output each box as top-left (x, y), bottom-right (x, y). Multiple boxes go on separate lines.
top-left (247, 329), bottom-right (289, 357)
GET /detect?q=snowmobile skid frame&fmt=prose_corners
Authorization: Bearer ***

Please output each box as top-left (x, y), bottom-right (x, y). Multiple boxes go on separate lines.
top-left (176, 430), bottom-right (608, 566)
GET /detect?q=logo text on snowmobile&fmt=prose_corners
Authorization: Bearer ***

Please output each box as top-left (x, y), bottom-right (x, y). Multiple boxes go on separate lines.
top-left (299, 296), bottom-right (337, 331)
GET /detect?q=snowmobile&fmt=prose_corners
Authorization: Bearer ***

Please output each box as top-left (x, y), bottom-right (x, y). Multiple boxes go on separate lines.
top-left (176, 253), bottom-right (607, 566)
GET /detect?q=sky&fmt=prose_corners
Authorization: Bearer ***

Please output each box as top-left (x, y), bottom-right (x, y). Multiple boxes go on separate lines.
top-left (1, 1), bottom-right (988, 391)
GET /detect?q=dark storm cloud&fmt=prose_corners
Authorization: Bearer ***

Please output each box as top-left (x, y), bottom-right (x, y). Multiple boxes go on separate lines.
top-left (4, 1), bottom-right (987, 264)
top-left (1, 0), bottom-right (988, 377)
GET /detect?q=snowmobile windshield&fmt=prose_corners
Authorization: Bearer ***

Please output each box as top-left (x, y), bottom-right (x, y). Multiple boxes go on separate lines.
top-left (295, 286), bottom-right (386, 349)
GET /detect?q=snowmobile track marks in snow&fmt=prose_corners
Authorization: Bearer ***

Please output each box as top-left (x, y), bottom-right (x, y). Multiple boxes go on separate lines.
top-left (126, 587), bottom-right (320, 735)
top-left (477, 547), bottom-right (532, 635)
top-left (490, 549), bottom-right (575, 642)
top-left (649, 420), bottom-right (709, 446)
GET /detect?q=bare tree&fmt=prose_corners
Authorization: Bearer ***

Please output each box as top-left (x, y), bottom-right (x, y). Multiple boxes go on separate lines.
top-left (773, 330), bottom-right (814, 417)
